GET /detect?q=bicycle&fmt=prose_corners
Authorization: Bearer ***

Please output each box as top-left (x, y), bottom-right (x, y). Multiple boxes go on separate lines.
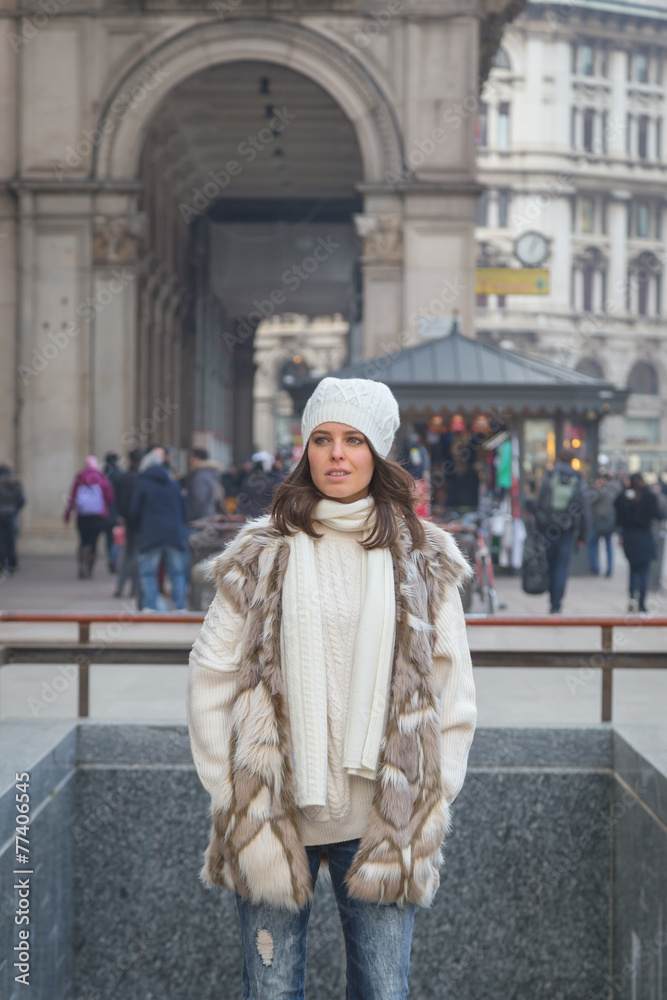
top-left (442, 509), bottom-right (498, 615)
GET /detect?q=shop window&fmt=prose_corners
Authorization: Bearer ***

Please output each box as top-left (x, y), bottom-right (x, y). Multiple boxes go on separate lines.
top-left (581, 197), bottom-right (595, 233)
top-left (497, 190), bottom-right (511, 228)
top-left (498, 103), bottom-right (510, 150)
top-left (476, 293), bottom-right (489, 307)
top-left (638, 116), bottom-right (649, 159)
top-left (583, 109), bottom-right (595, 152)
top-left (624, 417), bottom-right (659, 443)
top-left (627, 360), bottom-right (659, 395)
top-left (476, 103), bottom-right (488, 147)
top-left (523, 418), bottom-right (556, 477)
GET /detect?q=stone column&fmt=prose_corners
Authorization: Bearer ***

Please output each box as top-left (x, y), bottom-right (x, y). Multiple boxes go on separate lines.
top-left (354, 213), bottom-right (404, 359)
top-left (607, 194), bottom-right (629, 313)
top-left (91, 211), bottom-right (141, 460)
top-left (16, 188), bottom-right (93, 552)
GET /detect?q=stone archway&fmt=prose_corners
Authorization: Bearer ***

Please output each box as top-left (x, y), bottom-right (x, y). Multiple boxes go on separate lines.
top-left (94, 20), bottom-right (404, 185)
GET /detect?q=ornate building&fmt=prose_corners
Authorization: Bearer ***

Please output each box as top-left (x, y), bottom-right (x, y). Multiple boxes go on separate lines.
top-left (475, 0), bottom-right (667, 475)
top-left (0, 0), bottom-right (522, 548)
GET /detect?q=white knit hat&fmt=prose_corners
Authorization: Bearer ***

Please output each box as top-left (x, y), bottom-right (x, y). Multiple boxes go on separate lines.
top-left (301, 377), bottom-right (400, 458)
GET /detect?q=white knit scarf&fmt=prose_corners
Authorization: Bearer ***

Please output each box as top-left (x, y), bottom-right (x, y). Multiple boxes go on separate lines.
top-left (280, 496), bottom-right (396, 808)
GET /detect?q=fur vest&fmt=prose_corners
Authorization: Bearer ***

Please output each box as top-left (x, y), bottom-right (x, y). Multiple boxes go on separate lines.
top-left (201, 514), bottom-right (469, 910)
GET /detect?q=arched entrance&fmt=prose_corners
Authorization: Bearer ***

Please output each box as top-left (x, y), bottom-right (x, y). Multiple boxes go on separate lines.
top-left (92, 22), bottom-right (402, 466)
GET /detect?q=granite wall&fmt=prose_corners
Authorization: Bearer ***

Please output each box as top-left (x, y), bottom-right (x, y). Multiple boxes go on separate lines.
top-left (1, 723), bottom-right (665, 1000)
top-left (0, 722), bottom-right (76, 1000)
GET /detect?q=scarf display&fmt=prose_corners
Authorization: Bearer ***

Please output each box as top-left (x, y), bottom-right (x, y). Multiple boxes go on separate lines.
top-left (280, 496), bottom-right (396, 808)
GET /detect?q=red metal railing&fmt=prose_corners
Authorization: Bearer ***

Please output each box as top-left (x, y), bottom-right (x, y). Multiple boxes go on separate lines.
top-left (1, 612), bottom-right (665, 721)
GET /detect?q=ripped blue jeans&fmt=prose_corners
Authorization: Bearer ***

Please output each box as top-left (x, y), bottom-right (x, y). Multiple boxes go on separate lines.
top-left (235, 839), bottom-right (415, 1000)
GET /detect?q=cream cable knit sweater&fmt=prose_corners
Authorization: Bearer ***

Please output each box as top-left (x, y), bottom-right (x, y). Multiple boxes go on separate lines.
top-left (187, 522), bottom-right (477, 847)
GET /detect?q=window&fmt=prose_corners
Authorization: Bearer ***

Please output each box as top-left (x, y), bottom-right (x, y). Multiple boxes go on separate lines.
top-left (497, 294), bottom-right (506, 309)
top-left (624, 417), bottom-right (659, 443)
top-left (476, 293), bottom-right (488, 307)
top-left (583, 109), bottom-right (595, 152)
top-left (637, 203), bottom-right (649, 238)
top-left (627, 202), bottom-right (632, 238)
top-left (493, 47), bottom-right (511, 70)
top-left (656, 273), bottom-right (662, 316)
top-left (576, 357), bottom-right (604, 378)
top-left (476, 190), bottom-right (489, 226)
top-left (638, 116), bottom-right (649, 159)
top-left (656, 209), bottom-right (662, 241)
top-left (600, 47), bottom-right (608, 78)
top-left (635, 50), bottom-right (649, 83)
top-left (626, 114), bottom-right (633, 156)
top-left (498, 103), bottom-right (510, 150)
top-left (627, 361), bottom-right (659, 394)
top-left (571, 108), bottom-right (578, 149)
top-left (657, 119), bottom-right (662, 161)
top-left (601, 199), bottom-right (608, 235)
top-left (601, 112), bottom-right (608, 154)
top-left (581, 197), bottom-right (595, 233)
top-left (498, 190), bottom-right (511, 228)
top-left (476, 102), bottom-right (488, 147)
top-left (582, 267), bottom-right (594, 311)
top-left (580, 43), bottom-right (594, 76)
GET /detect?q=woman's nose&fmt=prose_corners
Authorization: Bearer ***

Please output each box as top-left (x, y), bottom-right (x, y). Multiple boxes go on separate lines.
top-left (330, 441), bottom-right (345, 460)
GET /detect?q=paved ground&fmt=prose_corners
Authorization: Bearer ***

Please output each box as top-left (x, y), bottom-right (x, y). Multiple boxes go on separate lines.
top-left (0, 549), bottom-right (665, 726)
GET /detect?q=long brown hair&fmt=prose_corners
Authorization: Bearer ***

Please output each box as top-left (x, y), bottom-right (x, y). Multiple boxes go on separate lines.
top-left (271, 442), bottom-right (426, 550)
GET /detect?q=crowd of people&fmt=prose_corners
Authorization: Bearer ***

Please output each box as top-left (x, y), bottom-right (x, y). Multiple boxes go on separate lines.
top-left (530, 449), bottom-right (667, 614)
top-left (1, 438), bottom-right (665, 617)
top-left (62, 446), bottom-right (288, 610)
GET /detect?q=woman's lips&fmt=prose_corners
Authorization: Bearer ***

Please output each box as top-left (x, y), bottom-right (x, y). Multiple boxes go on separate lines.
top-left (325, 471), bottom-right (350, 478)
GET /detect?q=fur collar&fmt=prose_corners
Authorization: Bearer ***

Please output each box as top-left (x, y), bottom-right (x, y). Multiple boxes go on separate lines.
top-left (202, 514), bottom-right (470, 910)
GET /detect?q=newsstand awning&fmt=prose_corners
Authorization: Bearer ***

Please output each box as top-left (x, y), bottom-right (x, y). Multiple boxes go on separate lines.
top-left (287, 326), bottom-right (628, 419)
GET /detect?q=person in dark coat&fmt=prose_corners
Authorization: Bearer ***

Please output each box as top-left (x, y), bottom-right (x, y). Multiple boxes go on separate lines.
top-left (128, 448), bottom-right (189, 610)
top-left (236, 457), bottom-right (285, 519)
top-left (184, 448), bottom-right (224, 524)
top-left (587, 472), bottom-right (622, 577)
top-left (102, 451), bottom-right (123, 572)
top-left (64, 457), bottom-right (115, 578)
top-left (0, 465), bottom-right (26, 575)
top-left (112, 448), bottom-right (143, 598)
top-left (536, 449), bottom-right (590, 614)
top-left (614, 473), bottom-right (665, 613)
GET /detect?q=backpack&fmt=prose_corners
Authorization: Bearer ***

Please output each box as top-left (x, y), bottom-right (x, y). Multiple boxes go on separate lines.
top-left (75, 482), bottom-right (105, 516)
top-left (548, 471), bottom-right (578, 513)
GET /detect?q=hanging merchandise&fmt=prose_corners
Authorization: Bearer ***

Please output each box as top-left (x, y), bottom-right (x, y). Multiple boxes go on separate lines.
top-left (496, 438), bottom-right (513, 490)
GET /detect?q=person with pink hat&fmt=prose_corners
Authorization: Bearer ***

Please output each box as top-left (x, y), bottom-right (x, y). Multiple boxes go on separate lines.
top-left (187, 377), bottom-right (476, 998)
top-left (64, 456), bottom-right (115, 578)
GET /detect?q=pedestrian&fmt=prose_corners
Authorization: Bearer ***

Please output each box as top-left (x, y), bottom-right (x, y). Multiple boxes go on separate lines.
top-left (235, 456), bottom-right (282, 518)
top-left (614, 473), bottom-right (665, 613)
top-left (184, 448), bottom-right (224, 525)
top-left (535, 448), bottom-right (590, 613)
top-left (128, 448), bottom-right (189, 610)
top-left (587, 471), bottom-right (622, 577)
top-left (187, 376), bottom-right (476, 999)
top-left (0, 465), bottom-right (26, 575)
top-left (103, 451), bottom-right (123, 573)
top-left (63, 456), bottom-right (115, 578)
top-left (112, 448), bottom-right (143, 598)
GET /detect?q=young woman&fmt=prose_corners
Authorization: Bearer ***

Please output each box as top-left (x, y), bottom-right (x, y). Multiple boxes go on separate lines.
top-left (187, 377), bottom-right (476, 1000)
top-left (63, 456), bottom-right (115, 578)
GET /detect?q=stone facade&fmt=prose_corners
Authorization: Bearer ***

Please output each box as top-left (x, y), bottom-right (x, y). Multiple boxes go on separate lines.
top-left (0, 0), bottom-right (521, 549)
top-left (475, 0), bottom-right (667, 475)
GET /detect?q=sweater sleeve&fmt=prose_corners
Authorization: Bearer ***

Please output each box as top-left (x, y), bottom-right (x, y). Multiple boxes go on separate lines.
top-left (186, 589), bottom-right (246, 797)
top-left (432, 584), bottom-right (477, 805)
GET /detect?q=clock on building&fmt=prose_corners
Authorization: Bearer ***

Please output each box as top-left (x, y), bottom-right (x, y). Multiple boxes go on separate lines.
top-left (514, 231), bottom-right (549, 267)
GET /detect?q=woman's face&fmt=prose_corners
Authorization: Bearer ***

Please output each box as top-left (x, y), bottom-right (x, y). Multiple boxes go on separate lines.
top-left (307, 422), bottom-right (375, 503)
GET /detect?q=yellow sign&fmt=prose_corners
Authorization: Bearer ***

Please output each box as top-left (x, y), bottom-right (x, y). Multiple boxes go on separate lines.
top-left (476, 268), bottom-right (549, 295)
